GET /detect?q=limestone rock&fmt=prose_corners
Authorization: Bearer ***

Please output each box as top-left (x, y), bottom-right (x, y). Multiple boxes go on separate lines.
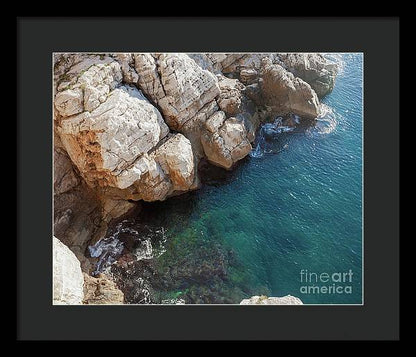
top-left (180, 100), bottom-right (219, 160)
top-left (201, 116), bottom-right (252, 169)
top-left (54, 59), bottom-right (122, 116)
top-left (114, 53), bottom-right (139, 85)
top-left (240, 295), bottom-right (303, 305)
top-left (54, 88), bottom-right (84, 117)
top-left (134, 53), bottom-right (255, 170)
top-left (206, 53), bottom-right (246, 73)
top-left (83, 273), bottom-right (124, 304)
top-left (132, 154), bottom-right (173, 201)
top-left (259, 58), bottom-right (320, 119)
top-left (278, 53), bottom-right (337, 97)
top-left (187, 53), bottom-right (217, 73)
top-left (53, 237), bottom-right (84, 305)
top-left (216, 74), bottom-right (259, 143)
top-left (151, 133), bottom-right (195, 191)
top-left (90, 134), bottom-right (196, 202)
top-left (217, 76), bottom-right (245, 116)
top-left (135, 53), bottom-right (220, 131)
top-left (57, 86), bottom-right (169, 190)
top-left (205, 53), bottom-right (276, 80)
top-left (205, 111), bottom-right (226, 133)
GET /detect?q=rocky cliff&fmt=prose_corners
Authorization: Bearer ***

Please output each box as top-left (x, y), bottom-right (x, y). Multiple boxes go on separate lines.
top-left (53, 53), bottom-right (337, 303)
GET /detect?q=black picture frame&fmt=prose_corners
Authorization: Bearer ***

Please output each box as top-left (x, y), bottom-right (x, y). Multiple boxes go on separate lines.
top-left (17, 17), bottom-right (400, 340)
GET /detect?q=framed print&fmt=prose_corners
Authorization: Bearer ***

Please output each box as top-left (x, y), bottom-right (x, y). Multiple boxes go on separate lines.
top-left (17, 17), bottom-right (399, 340)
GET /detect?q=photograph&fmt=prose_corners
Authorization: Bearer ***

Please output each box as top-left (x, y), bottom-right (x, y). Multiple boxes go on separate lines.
top-left (53, 52), bottom-right (363, 305)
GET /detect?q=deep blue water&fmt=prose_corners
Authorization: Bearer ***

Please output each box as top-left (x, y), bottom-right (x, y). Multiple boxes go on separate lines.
top-left (107, 53), bottom-right (363, 304)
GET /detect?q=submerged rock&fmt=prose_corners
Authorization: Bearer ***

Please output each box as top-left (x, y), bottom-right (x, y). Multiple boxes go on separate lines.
top-left (250, 117), bottom-right (295, 158)
top-left (53, 237), bottom-right (84, 305)
top-left (240, 295), bottom-right (303, 305)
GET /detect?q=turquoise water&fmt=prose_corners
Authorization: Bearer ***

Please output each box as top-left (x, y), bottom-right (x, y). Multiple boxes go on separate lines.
top-left (111, 53), bottom-right (363, 304)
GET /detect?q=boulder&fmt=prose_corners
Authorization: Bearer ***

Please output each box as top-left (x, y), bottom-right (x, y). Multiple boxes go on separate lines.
top-left (57, 86), bottom-right (169, 190)
top-left (239, 68), bottom-right (258, 85)
top-left (134, 53), bottom-right (254, 171)
top-left (278, 53), bottom-right (337, 98)
top-left (53, 237), bottom-right (84, 305)
top-left (258, 58), bottom-right (320, 119)
top-left (240, 295), bottom-right (303, 305)
top-left (217, 76), bottom-right (245, 116)
top-left (201, 116), bottom-right (252, 169)
top-left (151, 133), bottom-right (195, 191)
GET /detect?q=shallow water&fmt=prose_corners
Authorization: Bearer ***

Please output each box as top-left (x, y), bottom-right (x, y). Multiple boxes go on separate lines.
top-left (93, 53), bottom-right (363, 304)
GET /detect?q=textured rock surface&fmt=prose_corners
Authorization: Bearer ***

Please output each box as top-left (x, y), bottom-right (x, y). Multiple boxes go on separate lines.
top-left (53, 237), bottom-right (84, 305)
top-left (134, 53), bottom-right (254, 170)
top-left (240, 295), bottom-right (303, 305)
top-left (83, 273), bottom-right (124, 304)
top-left (55, 59), bottom-right (122, 116)
top-left (180, 100), bottom-right (219, 160)
top-left (135, 53), bottom-right (220, 131)
top-left (217, 76), bottom-right (245, 116)
top-left (53, 145), bottom-right (103, 271)
top-left (114, 53), bottom-right (139, 85)
top-left (204, 53), bottom-right (276, 81)
top-left (258, 58), bottom-right (320, 119)
top-left (151, 133), bottom-right (195, 191)
top-left (278, 53), bottom-right (337, 98)
top-left (202, 116), bottom-right (252, 169)
top-left (57, 86), bottom-right (169, 190)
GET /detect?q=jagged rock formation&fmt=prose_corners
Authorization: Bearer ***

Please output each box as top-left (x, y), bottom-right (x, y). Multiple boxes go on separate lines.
top-left (251, 58), bottom-right (320, 119)
top-left (189, 53), bottom-right (337, 99)
top-left (277, 53), bottom-right (337, 98)
top-left (240, 295), bottom-right (303, 305)
top-left (134, 53), bottom-right (254, 167)
top-left (83, 273), bottom-right (124, 304)
top-left (53, 237), bottom-right (84, 305)
top-left (135, 53), bottom-right (220, 131)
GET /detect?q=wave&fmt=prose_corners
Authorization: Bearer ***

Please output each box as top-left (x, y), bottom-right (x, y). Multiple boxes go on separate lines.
top-left (88, 221), bottom-right (167, 275)
top-left (306, 104), bottom-right (338, 137)
top-left (88, 224), bottom-right (125, 275)
top-left (322, 53), bottom-right (346, 76)
top-left (250, 116), bottom-right (294, 158)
